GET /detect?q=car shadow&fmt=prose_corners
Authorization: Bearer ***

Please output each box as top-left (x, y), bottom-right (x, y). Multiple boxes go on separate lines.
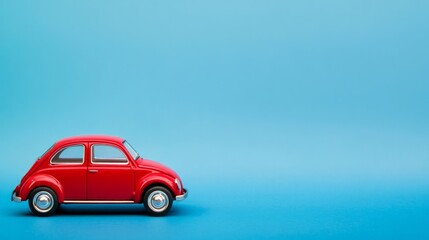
top-left (56, 204), bottom-right (146, 216)
top-left (14, 204), bottom-right (207, 217)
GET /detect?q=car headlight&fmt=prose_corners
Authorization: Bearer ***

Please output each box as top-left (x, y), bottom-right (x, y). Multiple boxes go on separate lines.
top-left (175, 178), bottom-right (182, 192)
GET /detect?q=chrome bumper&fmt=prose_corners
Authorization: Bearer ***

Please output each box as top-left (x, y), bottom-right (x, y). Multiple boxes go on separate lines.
top-left (11, 191), bottom-right (21, 203)
top-left (175, 189), bottom-right (188, 201)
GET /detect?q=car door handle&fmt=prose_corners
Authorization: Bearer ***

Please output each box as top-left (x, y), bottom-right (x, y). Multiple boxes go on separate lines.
top-left (88, 169), bottom-right (99, 173)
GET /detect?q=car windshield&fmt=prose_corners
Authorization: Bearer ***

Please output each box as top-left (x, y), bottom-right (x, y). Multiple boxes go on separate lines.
top-left (123, 140), bottom-right (140, 160)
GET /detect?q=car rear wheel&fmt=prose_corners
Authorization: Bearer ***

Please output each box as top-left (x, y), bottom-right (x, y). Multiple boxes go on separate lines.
top-left (143, 186), bottom-right (173, 216)
top-left (28, 187), bottom-right (59, 216)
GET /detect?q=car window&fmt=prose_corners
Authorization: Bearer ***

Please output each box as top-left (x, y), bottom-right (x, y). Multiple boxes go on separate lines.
top-left (51, 145), bottom-right (84, 164)
top-left (92, 144), bottom-right (128, 164)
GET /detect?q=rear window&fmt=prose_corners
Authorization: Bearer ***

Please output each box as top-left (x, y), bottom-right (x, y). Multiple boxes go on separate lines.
top-left (51, 145), bottom-right (84, 164)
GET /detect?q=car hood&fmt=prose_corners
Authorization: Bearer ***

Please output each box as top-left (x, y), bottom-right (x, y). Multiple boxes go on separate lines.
top-left (136, 158), bottom-right (178, 178)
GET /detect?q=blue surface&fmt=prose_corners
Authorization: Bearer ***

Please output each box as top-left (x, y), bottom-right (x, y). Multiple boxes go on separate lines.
top-left (1, 1), bottom-right (429, 239)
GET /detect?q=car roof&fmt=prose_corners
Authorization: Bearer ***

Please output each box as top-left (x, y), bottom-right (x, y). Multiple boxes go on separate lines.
top-left (56, 135), bottom-right (125, 145)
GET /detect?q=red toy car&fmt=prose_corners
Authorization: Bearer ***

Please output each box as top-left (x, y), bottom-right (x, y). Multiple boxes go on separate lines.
top-left (11, 135), bottom-right (187, 216)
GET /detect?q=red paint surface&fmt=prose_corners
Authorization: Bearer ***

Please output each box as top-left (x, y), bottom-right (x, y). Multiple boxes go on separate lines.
top-left (15, 135), bottom-right (185, 203)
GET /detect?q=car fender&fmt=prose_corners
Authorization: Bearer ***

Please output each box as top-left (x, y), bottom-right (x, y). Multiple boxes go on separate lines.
top-left (134, 173), bottom-right (176, 203)
top-left (19, 174), bottom-right (65, 202)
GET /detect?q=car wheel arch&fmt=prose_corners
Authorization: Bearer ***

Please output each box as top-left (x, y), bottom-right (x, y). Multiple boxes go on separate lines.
top-left (135, 176), bottom-right (176, 203)
top-left (20, 174), bottom-right (65, 203)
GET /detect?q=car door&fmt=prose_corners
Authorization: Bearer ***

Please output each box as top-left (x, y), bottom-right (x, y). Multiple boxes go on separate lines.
top-left (87, 143), bottom-right (134, 200)
top-left (45, 144), bottom-right (87, 200)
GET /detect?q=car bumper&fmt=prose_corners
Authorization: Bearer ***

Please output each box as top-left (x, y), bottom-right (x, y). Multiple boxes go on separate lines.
top-left (175, 188), bottom-right (188, 201)
top-left (11, 191), bottom-right (21, 203)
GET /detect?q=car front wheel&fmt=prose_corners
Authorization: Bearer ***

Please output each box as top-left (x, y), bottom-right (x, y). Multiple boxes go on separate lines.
top-left (143, 186), bottom-right (173, 216)
top-left (28, 187), bottom-right (59, 216)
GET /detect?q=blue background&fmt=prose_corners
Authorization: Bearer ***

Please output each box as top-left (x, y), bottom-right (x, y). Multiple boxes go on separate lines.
top-left (1, 0), bottom-right (428, 239)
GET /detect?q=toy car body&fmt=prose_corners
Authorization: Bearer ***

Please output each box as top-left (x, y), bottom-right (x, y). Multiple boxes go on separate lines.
top-left (11, 135), bottom-right (187, 216)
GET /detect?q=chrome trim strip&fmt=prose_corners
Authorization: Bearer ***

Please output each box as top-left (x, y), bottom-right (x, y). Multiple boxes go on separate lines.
top-left (12, 191), bottom-right (21, 203)
top-left (63, 200), bottom-right (135, 204)
top-left (175, 189), bottom-right (188, 201)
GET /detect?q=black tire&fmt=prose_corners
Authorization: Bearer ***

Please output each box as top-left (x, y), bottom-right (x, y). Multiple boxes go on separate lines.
top-left (28, 187), bottom-right (59, 217)
top-left (143, 186), bottom-right (173, 216)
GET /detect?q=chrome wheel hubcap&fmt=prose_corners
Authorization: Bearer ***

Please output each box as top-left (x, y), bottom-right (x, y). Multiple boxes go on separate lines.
top-left (148, 190), bottom-right (169, 212)
top-left (33, 191), bottom-right (54, 213)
